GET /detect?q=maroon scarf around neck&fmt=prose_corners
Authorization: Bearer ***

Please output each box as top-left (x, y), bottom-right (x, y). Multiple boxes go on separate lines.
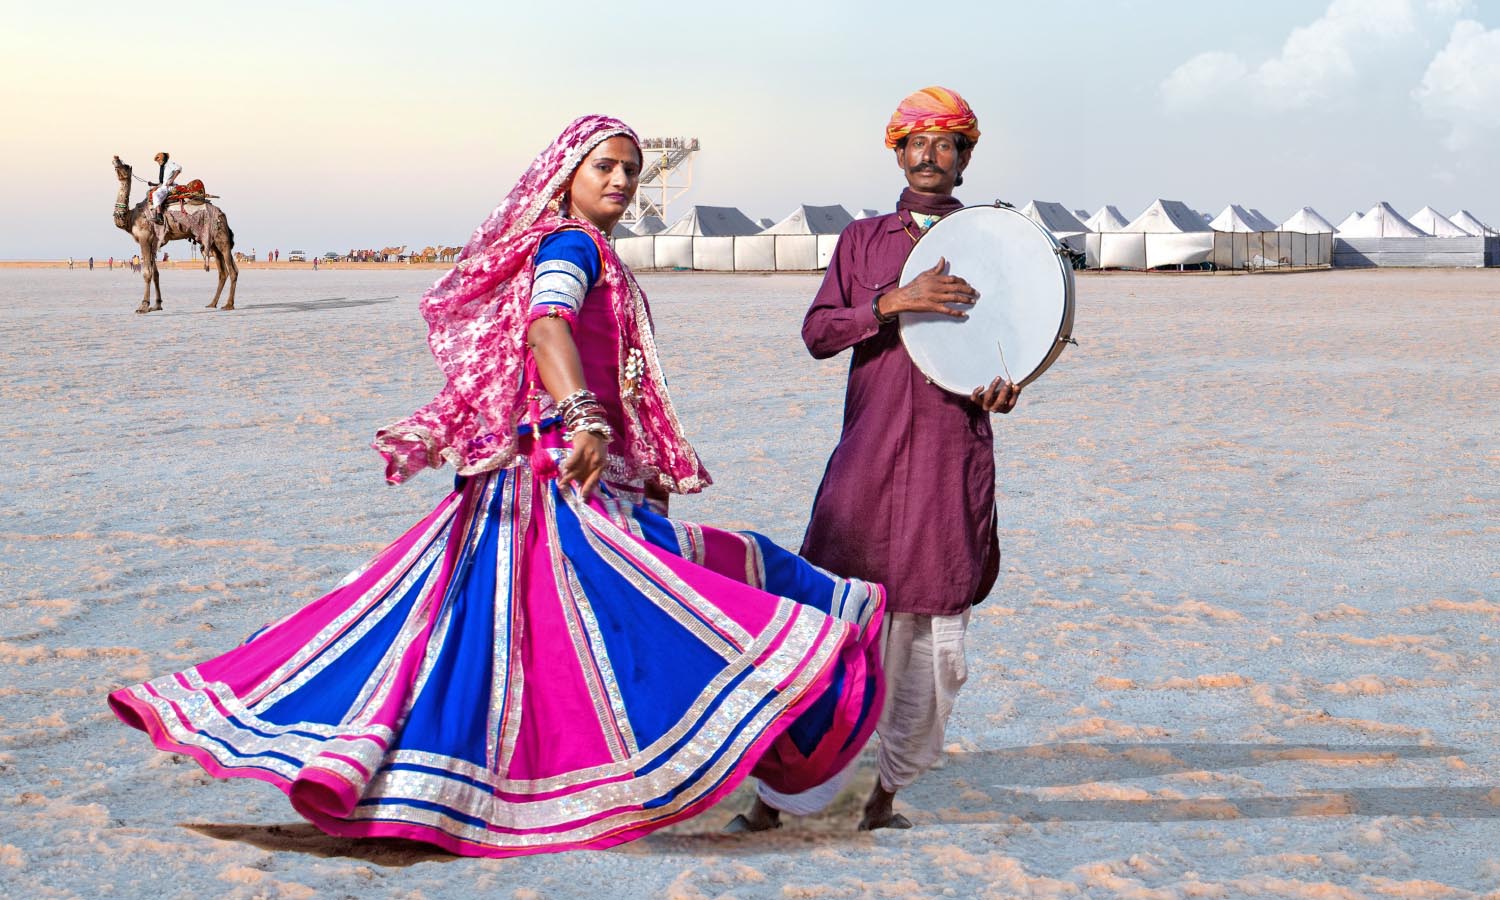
top-left (897, 187), bottom-right (964, 218)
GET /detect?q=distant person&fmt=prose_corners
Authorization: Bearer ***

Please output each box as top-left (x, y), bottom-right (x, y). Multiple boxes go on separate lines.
top-left (67, 257), bottom-right (74, 269)
top-left (733, 85), bottom-right (1018, 834)
top-left (88, 257), bottom-right (94, 270)
top-left (148, 152), bottom-right (181, 225)
top-left (161, 251), bottom-right (169, 263)
top-left (312, 256), bottom-right (319, 270)
top-left (108, 256), bottom-right (114, 270)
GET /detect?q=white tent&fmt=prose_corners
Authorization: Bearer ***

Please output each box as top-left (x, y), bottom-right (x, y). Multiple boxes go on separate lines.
top-left (1339, 202), bottom-right (1428, 238)
top-left (1247, 208), bottom-right (1279, 231)
top-left (1210, 204), bottom-right (1293, 269)
top-left (755, 217), bottom-right (775, 230)
top-left (662, 206), bottom-right (761, 237)
top-left (1335, 211), bottom-right (1364, 233)
top-left (630, 214), bottom-right (667, 235)
top-left (1093, 199), bottom-right (1213, 269)
top-left (1408, 206), bottom-right (1471, 238)
top-left (1124, 199), bottom-right (1212, 234)
top-left (610, 223), bottom-right (636, 239)
top-left (1084, 205), bottom-right (1129, 232)
top-left (854, 208), bottom-right (882, 220)
top-left (1279, 207), bottom-right (1336, 233)
top-left (1450, 210), bottom-right (1496, 236)
top-left (1210, 204), bottom-right (1271, 233)
top-left (751, 204), bottom-right (851, 270)
top-left (1020, 201), bottom-right (1089, 234)
top-left (1020, 201), bottom-right (1090, 252)
top-left (761, 204), bottom-right (853, 235)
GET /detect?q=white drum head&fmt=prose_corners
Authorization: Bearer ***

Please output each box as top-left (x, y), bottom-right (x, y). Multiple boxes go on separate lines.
top-left (899, 205), bottom-right (1075, 394)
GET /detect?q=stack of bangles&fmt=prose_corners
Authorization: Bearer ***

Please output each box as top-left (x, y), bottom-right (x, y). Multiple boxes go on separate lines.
top-left (557, 388), bottom-right (614, 444)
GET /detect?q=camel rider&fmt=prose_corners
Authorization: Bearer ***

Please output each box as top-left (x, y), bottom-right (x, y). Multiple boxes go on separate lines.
top-left (149, 151), bottom-right (181, 225)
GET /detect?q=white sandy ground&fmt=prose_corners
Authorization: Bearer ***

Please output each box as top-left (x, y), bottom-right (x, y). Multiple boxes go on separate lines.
top-left (0, 266), bottom-right (1497, 899)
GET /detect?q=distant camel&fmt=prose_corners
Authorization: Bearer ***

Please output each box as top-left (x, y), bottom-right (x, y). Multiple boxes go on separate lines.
top-left (112, 155), bottom-right (238, 312)
top-left (439, 245), bottom-right (461, 262)
top-left (381, 245), bottom-right (405, 263)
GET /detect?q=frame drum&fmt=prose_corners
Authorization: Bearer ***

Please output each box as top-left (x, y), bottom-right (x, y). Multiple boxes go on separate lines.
top-left (898, 204), bottom-right (1075, 394)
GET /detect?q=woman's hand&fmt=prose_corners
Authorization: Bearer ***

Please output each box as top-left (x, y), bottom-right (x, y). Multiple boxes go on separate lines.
top-left (560, 431), bottom-right (608, 498)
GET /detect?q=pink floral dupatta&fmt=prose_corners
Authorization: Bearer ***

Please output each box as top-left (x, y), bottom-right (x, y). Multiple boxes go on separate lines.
top-left (373, 115), bottom-right (710, 494)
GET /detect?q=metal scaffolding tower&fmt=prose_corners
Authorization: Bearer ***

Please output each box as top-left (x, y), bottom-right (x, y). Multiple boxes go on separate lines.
top-left (625, 137), bottom-right (699, 226)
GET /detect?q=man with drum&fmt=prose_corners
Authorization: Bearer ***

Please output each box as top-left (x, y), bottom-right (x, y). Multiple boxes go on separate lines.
top-left (733, 86), bottom-right (1018, 833)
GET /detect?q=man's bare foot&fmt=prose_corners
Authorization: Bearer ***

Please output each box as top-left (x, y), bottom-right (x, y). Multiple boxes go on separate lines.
top-left (724, 796), bottom-right (782, 833)
top-left (857, 783), bottom-right (913, 831)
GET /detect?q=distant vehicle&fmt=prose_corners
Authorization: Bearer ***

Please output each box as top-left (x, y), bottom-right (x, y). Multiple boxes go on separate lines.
top-left (287, 249), bottom-right (307, 262)
top-left (323, 252), bottom-right (339, 261)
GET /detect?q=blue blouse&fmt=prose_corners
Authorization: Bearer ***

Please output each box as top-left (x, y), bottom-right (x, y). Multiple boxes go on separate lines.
top-left (530, 229), bottom-right (600, 316)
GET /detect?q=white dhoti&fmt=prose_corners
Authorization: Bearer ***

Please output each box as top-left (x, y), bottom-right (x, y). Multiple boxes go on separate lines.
top-left (757, 609), bottom-right (970, 813)
top-left (152, 186), bottom-right (174, 212)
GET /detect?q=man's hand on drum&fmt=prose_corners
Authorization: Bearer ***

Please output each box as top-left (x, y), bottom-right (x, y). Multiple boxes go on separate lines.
top-left (560, 431), bottom-right (607, 498)
top-left (876, 257), bottom-right (977, 319)
top-left (971, 377), bottom-right (1020, 414)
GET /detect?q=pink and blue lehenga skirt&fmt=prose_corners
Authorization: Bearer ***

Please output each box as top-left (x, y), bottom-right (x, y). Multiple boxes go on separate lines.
top-left (109, 459), bottom-right (884, 857)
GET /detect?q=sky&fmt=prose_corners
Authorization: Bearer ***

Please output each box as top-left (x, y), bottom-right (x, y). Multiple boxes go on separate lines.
top-left (3, 0), bottom-right (1498, 258)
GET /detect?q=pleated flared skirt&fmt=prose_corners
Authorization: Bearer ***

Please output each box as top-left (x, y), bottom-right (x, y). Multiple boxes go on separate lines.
top-left (109, 460), bottom-right (884, 857)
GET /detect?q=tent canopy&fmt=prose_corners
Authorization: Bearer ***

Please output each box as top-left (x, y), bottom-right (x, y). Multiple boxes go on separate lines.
top-left (1450, 209), bottom-right (1495, 236)
top-left (629, 214), bottom-right (667, 235)
top-left (760, 204), bottom-right (854, 235)
top-left (854, 208), bottom-right (882, 220)
top-left (1020, 201), bottom-right (1090, 235)
top-left (662, 205), bottom-right (761, 237)
top-left (1211, 204), bottom-right (1273, 233)
top-left (1247, 208), bottom-right (1278, 231)
top-left (1339, 202), bottom-right (1428, 238)
top-left (1335, 211), bottom-right (1364, 233)
top-left (1408, 206), bottom-right (1471, 237)
top-left (1085, 205), bottom-right (1130, 232)
top-left (1125, 199), bottom-right (1211, 233)
top-left (1279, 207), bottom-right (1336, 233)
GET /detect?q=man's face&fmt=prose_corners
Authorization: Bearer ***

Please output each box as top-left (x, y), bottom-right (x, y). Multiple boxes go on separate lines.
top-left (895, 131), bottom-right (970, 195)
top-left (154, 154), bottom-right (166, 164)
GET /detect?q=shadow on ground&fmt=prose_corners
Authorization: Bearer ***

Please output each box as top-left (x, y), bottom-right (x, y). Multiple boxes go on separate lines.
top-left (181, 742), bottom-right (1493, 864)
top-left (239, 296), bottom-right (399, 313)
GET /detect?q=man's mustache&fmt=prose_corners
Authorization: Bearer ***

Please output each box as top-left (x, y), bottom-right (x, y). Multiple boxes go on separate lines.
top-left (911, 163), bottom-right (943, 173)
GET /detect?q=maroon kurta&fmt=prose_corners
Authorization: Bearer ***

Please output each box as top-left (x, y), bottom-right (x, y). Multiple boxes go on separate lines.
top-left (800, 208), bottom-right (1000, 616)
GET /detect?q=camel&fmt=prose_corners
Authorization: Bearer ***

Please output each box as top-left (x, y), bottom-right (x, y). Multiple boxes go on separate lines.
top-left (381, 245), bottom-right (405, 263)
top-left (112, 155), bottom-right (238, 313)
top-left (439, 245), bottom-right (461, 262)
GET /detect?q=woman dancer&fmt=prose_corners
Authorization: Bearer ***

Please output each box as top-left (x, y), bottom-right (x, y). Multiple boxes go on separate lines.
top-left (109, 115), bottom-right (884, 857)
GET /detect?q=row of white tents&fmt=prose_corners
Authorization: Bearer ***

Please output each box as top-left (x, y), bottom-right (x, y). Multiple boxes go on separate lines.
top-left (613, 201), bottom-right (1497, 271)
top-left (1025, 200), bottom-right (1497, 270)
top-left (613, 204), bottom-right (860, 271)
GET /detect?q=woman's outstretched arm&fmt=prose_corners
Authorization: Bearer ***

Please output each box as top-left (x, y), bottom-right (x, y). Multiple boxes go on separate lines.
top-left (527, 316), bottom-right (607, 497)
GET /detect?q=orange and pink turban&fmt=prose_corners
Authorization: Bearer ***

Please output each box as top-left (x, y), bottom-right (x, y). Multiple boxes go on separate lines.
top-left (885, 86), bottom-right (981, 149)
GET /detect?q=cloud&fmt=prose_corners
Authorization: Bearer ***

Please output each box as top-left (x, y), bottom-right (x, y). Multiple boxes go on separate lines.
top-left (1160, 0), bottom-right (1456, 111)
top-left (1159, 52), bottom-right (1249, 110)
top-left (1415, 19), bottom-right (1500, 149)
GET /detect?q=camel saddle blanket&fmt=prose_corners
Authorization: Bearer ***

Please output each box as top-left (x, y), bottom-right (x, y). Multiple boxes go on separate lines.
top-left (161, 202), bottom-right (218, 250)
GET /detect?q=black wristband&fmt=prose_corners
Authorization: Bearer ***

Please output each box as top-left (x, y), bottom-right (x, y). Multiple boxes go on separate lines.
top-left (872, 294), bottom-right (896, 325)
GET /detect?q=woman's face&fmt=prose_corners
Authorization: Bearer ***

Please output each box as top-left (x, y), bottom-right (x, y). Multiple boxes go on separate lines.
top-left (566, 136), bottom-right (641, 231)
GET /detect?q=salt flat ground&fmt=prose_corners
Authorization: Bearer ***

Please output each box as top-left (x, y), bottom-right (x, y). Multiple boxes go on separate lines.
top-left (1, 267), bottom-right (1497, 899)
